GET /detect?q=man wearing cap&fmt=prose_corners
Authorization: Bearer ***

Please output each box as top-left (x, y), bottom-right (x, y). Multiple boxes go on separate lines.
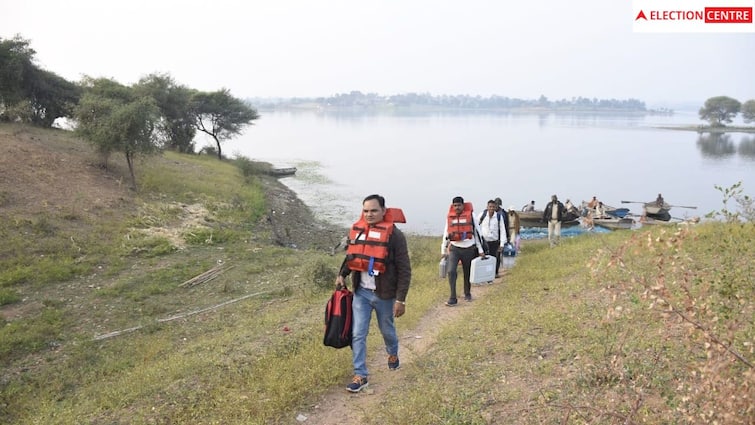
top-left (441, 196), bottom-right (485, 306)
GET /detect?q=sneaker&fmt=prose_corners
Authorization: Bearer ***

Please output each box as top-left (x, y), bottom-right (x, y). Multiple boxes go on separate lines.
top-left (388, 355), bottom-right (400, 370)
top-left (464, 294), bottom-right (472, 302)
top-left (346, 375), bottom-right (368, 393)
top-left (444, 298), bottom-right (458, 306)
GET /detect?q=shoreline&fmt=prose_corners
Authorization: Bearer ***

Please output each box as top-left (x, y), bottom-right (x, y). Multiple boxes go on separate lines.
top-left (257, 175), bottom-right (348, 251)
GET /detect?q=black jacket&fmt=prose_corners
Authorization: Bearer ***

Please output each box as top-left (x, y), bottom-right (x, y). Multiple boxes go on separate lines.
top-left (543, 201), bottom-right (566, 222)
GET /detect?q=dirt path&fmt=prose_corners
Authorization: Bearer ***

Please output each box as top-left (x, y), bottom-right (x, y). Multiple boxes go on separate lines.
top-left (297, 278), bottom-right (503, 424)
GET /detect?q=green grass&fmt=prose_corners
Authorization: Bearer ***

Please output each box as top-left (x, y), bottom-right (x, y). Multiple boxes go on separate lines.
top-left (4, 224), bottom-right (752, 424)
top-left (1, 125), bottom-right (752, 424)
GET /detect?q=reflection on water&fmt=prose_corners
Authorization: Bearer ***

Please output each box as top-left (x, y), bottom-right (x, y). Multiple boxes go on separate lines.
top-left (697, 133), bottom-right (737, 158)
top-left (738, 136), bottom-right (755, 158)
top-left (228, 111), bottom-right (755, 236)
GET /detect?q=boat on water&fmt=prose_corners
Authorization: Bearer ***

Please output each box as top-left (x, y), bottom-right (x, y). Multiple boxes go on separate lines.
top-left (645, 209), bottom-right (671, 221)
top-left (518, 210), bottom-right (580, 228)
top-left (639, 216), bottom-right (676, 226)
top-left (644, 201), bottom-right (671, 216)
top-left (265, 167), bottom-right (297, 177)
top-left (580, 201), bottom-right (630, 218)
top-left (593, 216), bottom-right (634, 230)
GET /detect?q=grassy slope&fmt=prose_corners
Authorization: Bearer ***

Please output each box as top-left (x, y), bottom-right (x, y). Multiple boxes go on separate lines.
top-left (0, 124), bottom-right (753, 424)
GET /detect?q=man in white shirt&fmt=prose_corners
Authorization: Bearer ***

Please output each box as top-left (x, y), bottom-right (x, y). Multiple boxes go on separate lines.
top-left (479, 199), bottom-right (510, 279)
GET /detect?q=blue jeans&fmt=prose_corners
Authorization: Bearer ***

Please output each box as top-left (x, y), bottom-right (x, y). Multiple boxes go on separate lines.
top-left (352, 286), bottom-right (398, 377)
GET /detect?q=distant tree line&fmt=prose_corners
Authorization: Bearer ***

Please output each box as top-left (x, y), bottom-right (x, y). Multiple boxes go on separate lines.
top-left (0, 35), bottom-right (258, 190)
top-left (255, 90), bottom-right (654, 112)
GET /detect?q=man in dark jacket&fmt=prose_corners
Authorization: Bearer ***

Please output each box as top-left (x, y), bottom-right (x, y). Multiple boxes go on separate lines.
top-left (336, 194), bottom-right (411, 393)
top-left (542, 194), bottom-right (566, 247)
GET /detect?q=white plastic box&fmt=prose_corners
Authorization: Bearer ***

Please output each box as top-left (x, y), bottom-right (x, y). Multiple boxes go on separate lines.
top-left (470, 256), bottom-right (496, 284)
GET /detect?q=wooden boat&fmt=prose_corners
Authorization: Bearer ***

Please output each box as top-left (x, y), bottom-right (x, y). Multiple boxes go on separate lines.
top-left (518, 210), bottom-right (580, 228)
top-left (265, 167), bottom-right (297, 177)
top-left (593, 216), bottom-right (634, 230)
top-left (645, 210), bottom-right (671, 221)
top-left (644, 201), bottom-right (670, 216)
top-left (581, 201), bottom-right (630, 218)
top-left (639, 216), bottom-right (675, 226)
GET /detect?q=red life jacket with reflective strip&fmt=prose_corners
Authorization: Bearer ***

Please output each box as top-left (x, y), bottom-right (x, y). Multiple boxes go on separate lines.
top-left (345, 208), bottom-right (405, 275)
top-left (447, 202), bottom-right (475, 241)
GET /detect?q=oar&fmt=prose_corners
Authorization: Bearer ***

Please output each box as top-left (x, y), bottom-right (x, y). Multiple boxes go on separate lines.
top-left (621, 200), bottom-right (697, 209)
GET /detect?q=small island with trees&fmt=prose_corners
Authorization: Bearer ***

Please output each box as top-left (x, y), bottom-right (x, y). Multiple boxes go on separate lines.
top-left (694, 95), bottom-right (755, 133)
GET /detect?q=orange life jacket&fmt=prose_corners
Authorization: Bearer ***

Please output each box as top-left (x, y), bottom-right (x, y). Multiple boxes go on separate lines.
top-left (447, 202), bottom-right (475, 241)
top-left (346, 208), bottom-right (405, 276)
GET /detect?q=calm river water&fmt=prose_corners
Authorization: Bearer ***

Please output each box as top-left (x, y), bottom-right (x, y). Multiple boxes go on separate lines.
top-left (217, 110), bottom-right (755, 236)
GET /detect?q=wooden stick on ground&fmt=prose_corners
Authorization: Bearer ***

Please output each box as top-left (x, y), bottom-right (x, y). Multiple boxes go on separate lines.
top-left (178, 264), bottom-right (234, 288)
top-left (93, 287), bottom-right (287, 341)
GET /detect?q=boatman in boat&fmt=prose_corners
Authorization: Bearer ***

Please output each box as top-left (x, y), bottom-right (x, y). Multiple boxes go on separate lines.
top-left (587, 196), bottom-right (599, 210)
top-left (441, 196), bottom-right (485, 306)
top-left (542, 194), bottom-right (566, 248)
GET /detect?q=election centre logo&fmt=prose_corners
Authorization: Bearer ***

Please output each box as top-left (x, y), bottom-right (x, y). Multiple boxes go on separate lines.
top-left (633, 0), bottom-right (754, 32)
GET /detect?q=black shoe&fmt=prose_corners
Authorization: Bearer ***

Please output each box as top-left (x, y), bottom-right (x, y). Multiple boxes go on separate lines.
top-left (388, 355), bottom-right (400, 370)
top-left (346, 375), bottom-right (369, 393)
top-left (464, 294), bottom-right (472, 302)
top-left (444, 298), bottom-right (458, 306)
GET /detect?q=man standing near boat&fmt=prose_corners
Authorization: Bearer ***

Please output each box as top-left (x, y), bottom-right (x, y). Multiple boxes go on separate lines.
top-left (542, 195), bottom-right (566, 247)
top-left (507, 206), bottom-right (521, 252)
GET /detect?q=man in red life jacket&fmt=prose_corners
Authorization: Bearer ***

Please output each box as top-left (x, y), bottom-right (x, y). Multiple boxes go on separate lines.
top-left (441, 196), bottom-right (485, 306)
top-left (337, 194), bottom-right (411, 393)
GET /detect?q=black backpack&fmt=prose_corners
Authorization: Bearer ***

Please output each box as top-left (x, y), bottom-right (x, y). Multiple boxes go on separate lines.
top-left (323, 285), bottom-right (353, 349)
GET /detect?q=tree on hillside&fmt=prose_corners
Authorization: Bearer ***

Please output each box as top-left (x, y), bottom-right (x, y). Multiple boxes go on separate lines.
top-left (741, 99), bottom-right (755, 124)
top-left (699, 96), bottom-right (741, 127)
top-left (0, 35), bottom-right (80, 126)
top-left (135, 73), bottom-right (197, 153)
top-left (191, 89), bottom-right (259, 159)
top-left (26, 67), bottom-right (81, 127)
top-left (0, 35), bottom-right (36, 119)
top-left (74, 77), bottom-right (160, 190)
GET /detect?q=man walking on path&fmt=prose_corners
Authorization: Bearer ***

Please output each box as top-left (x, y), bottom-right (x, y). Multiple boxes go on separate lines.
top-left (479, 199), bottom-right (509, 278)
top-left (543, 194), bottom-right (566, 247)
top-left (337, 194), bottom-right (411, 393)
top-left (441, 196), bottom-right (485, 306)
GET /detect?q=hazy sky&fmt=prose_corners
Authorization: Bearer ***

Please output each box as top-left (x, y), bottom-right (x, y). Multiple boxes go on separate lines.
top-left (3, 0), bottom-right (754, 107)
